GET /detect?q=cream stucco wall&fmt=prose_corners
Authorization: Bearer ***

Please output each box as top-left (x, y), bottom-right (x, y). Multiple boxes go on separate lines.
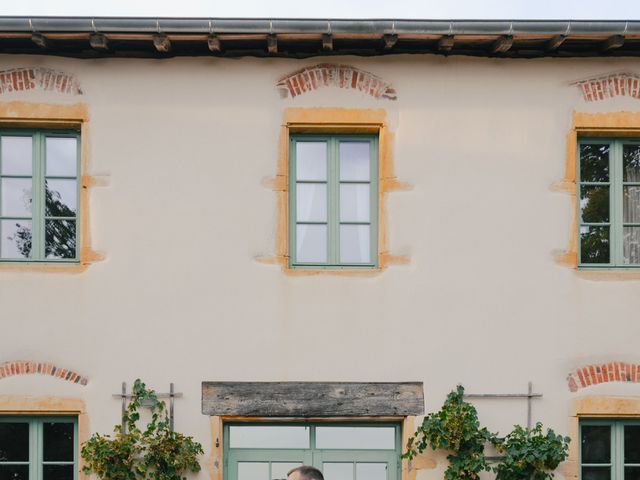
top-left (1, 53), bottom-right (640, 479)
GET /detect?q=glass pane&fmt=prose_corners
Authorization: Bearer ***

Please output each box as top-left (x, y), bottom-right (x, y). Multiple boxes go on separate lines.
top-left (624, 145), bottom-right (640, 182)
top-left (323, 463), bottom-right (353, 480)
top-left (1, 220), bottom-right (32, 259)
top-left (340, 142), bottom-right (370, 181)
top-left (297, 184), bottom-right (327, 222)
top-left (340, 225), bottom-right (370, 264)
top-left (624, 186), bottom-right (640, 223)
top-left (582, 467), bottom-right (610, 480)
top-left (45, 220), bottom-right (76, 259)
top-left (340, 184), bottom-right (370, 222)
top-left (580, 227), bottom-right (610, 264)
top-left (238, 463), bottom-right (269, 480)
top-left (0, 465), bottom-right (29, 480)
top-left (316, 426), bottom-right (395, 449)
top-left (626, 467), bottom-right (640, 480)
top-left (580, 186), bottom-right (609, 223)
top-left (1, 137), bottom-right (32, 176)
top-left (0, 423), bottom-right (29, 461)
top-left (296, 142), bottom-right (327, 181)
top-left (356, 464), bottom-right (387, 480)
top-left (582, 425), bottom-right (611, 464)
top-left (46, 180), bottom-right (77, 216)
top-left (624, 227), bottom-right (640, 265)
top-left (626, 426), bottom-right (640, 464)
top-left (296, 224), bottom-right (327, 263)
top-left (229, 426), bottom-right (309, 449)
top-left (1, 178), bottom-right (32, 217)
top-left (43, 422), bottom-right (74, 461)
top-left (46, 138), bottom-right (77, 177)
top-left (580, 144), bottom-right (610, 182)
top-left (43, 465), bottom-right (73, 480)
top-left (272, 463), bottom-right (302, 480)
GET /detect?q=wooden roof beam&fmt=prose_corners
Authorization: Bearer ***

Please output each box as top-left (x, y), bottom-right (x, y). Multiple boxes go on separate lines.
top-left (267, 33), bottom-right (277, 54)
top-left (546, 34), bottom-right (566, 51)
top-left (492, 35), bottom-right (513, 53)
top-left (601, 34), bottom-right (625, 51)
top-left (31, 33), bottom-right (49, 49)
top-left (438, 35), bottom-right (455, 52)
top-left (153, 33), bottom-right (171, 53)
top-left (383, 33), bottom-right (397, 50)
top-left (89, 33), bottom-right (109, 50)
top-left (322, 33), bottom-right (333, 51)
top-left (207, 34), bottom-right (221, 52)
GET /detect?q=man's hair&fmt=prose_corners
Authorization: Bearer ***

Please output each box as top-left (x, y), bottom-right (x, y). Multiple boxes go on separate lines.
top-left (287, 466), bottom-right (324, 480)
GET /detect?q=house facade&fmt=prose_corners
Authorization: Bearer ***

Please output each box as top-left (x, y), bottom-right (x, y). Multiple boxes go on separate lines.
top-left (0, 16), bottom-right (640, 480)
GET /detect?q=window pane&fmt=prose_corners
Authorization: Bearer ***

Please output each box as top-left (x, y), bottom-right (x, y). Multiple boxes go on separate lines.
top-left (580, 186), bottom-right (609, 223)
top-left (43, 422), bottom-right (74, 462)
top-left (581, 144), bottom-right (610, 182)
top-left (1, 220), bottom-right (32, 259)
top-left (45, 220), bottom-right (76, 259)
top-left (339, 225), bottom-right (370, 264)
top-left (0, 423), bottom-right (29, 461)
top-left (238, 463), bottom-right (269, 480)
top-left (296, 142), bottom-right (327, 181)
top-left (624, 145), bottom-right (640, 182)
top-left (626, 467), bottom-right (640, 480)
top-left (580, 227), bottom-right (610, 264)
top-left (356, 464), bottom-right (387, 480)
top-left (582, 425), bottom-right (611, 464)
top-left (46, 180), bottom-right (77, 217)
top-left (316, 426), bottom-right (394, 449)
top-left (624, 186), bottom-right (640, 223)
top-left (626, 426), bottom-right (640, 464)
top-left (0, 465), bottom-right (29, 480)
top-left (229, 426), bottom-right (309, 449)
top-left (296, 224), bottom-right (327, 263)
top-left (340, 142), bottom-right (370, 181)
top-left (1, 137), bottom-right (32, 176)
top-left (271, 463), bottom-right (301, 480)
top-left (582, 467), bottom-right (610, 480)
top-left (624, 227), bottom-right (640, 265)
top-left (1, 178), bottom-right (32, 217)
top-left (297, 184), bottom-right (327, 222)
top-left (46, 138), bottom-right (77, 177)
top-left (43, 465), bottom-right (73, 480)
top-left (323, 463), bottom-right (353, 480)
top-left (340, 184), bottom-right (370, 223)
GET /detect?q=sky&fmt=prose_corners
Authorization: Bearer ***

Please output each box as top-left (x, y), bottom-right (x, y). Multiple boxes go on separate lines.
top-left (2, 0), bottom-right (640, 19)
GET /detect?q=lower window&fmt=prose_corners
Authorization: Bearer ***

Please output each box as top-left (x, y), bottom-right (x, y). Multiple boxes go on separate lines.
top-left (581, 419), bottom-right (640, 480)
top-left (0, 417), bottom-right (77, 480)
top-left (225, 423), bottom-right (400, 480)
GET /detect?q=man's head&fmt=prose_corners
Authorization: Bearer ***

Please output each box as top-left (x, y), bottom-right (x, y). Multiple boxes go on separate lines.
top-left (286, 466), bottom-right (324, 480)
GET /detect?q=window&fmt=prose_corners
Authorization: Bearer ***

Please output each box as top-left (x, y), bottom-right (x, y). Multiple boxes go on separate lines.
top-left (225, 423), bottom-right (400, 480)
top-left (289, 135), bottom-right (378, 268)
top-left (580, 420), bottom-right (640, 480)
top-left (578, 140), bottom-right (640, 267)
top-left (0, 130), bottom-right (80, 262)
top-left (0, 416), bottom-right (77, 480)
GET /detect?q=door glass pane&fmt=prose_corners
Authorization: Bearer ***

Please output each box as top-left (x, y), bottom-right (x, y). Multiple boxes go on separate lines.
top-left (271, 463), bottom-right (301, 480)
top-left (625, 426), bottom-right (640, 463)
top-left (296, 224), bottom-right (327, 263)
top-left (582, 425), bottom-right (611, 464)
top-left (580, 226), bottom-right (610, 264)
top-left (316, 426), bottom-right (395, 449)
top-left (582, 467), bottom-right (610, 480)
top-left (340, 142), bottom-right (370, 181)
top-left (1, 178), bottom-right (32, 217)
top-left (296, 142), bottom-right (327, 181)
top-left (45, 219), bottom-right (76, 259)
top-left (46, 180), bottom-right (77, 217)
top-left (46, 138), bottom-right (77, 177)
top-left (1, 220), bottom-right (32, 259)
top-left (0, 423), bottom-right (29, 461)
top-left (340, 184), bottom-right (370, 223)
top-left (238, 463), bottom-right (269, 480)
top-left (43, 465), bottom-right (73, 480)
top-left (580, 186), bottom-right (609, 223)
top-left (626, 467), bottom-right (640, 480)
top-left (339, 225), bottom-right (370, 264)
top-left (623, 227), bottom-right (640, 265)
top-left (297, 184), bottom-right (327, 222)
top-left (0, 465), bottom-right (29, 480)
top-left (624, 145), bottom-right (640, 182)
top-left (624, 187), bottom-right (640, 223)
top-left (580, 144), bottom-right (610, 182)
top-left (1, 137), bottom-right (32, 176)
top-left (43, 422), bottom-right (74, 462)
top-left (356, 464), bottom-right (387, 480)
top-left (229, 426), bottom-right (309, 449)
top-left (323, 463), bottom-right (353, 480)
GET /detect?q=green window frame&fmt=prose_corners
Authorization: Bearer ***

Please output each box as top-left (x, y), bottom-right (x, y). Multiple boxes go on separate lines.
top-left (0, 416), bottom-right (78, 480)
top-left (580, 419), bottom-right (640, 480)
top-left (578, 139), bottom-right (640, 267)
top-left (0, 130), bottom-right (81, 263)
top-left (289, 134), bottom-right (378, 269)
top-left (224, 422), bottom-right (400, 480)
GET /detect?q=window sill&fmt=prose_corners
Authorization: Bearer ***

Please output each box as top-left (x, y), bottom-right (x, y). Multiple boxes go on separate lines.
top-left (0, 248), bottom-right (104, 273)
top-left (575, 267), bottom-right (640, 281)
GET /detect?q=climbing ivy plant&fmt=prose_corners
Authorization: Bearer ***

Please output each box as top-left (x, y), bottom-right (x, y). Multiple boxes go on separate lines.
top-left (81, 379), bottom-right (204, 480)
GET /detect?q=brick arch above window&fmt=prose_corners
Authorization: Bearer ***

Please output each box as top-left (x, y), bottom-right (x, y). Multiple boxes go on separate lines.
top-left (0, 67), bottom-right (82, 95)
top-left (277, 64), bottom-right (397, 100)
top-left (0, 360), bottom-right (88, 385)
top-left (572, 72), bottom-right (640, 102)
top-left (567, 362), bottom-right (640, 392)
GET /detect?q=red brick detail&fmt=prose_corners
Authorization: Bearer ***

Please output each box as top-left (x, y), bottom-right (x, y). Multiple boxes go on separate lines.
top-left (0, 68), bottom-right (82, 96)
top-left (568, 362), bottom-right (640, 392)
top-left (277, 64), bottom-right (397, 100)
top-left (0, 361), bottom-right (88, 385)
top-left (573, 72), bottom-right (640, 102)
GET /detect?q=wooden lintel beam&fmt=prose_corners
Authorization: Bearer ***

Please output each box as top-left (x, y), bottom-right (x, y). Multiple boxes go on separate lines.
top-left (602, 34), bottom-right (625, 51)
top-left (207, 34), bottom-right (221, 52)
top-left (438, 35), bottom-right (455, 52)
top-left (31, 33), bottom-right (49, 49)
top-left (267, 33), bottom-right (277, 54)
top-left (546, 34), bottom-right (566, 51)
top-left (322, 33), bottom-right (333, 51)
top-left (492, 35), bottom-right (513, 53)
top-left (383, 33), bottom-right (397, 50)
top-left (89, 33), bottom-right (109, 50)
top-left (153, 33), bottom-right (171, 53)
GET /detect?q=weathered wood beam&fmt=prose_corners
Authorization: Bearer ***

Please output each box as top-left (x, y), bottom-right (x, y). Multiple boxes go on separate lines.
top-left (322, 33), bottom-right (333, 51)
top-left (438, 35), bottom-right (455, 52)
top-left (492, 35), bottom-right (513, 53)
top-left (383, 33), bottom-right (397, 50)
top-left (601, 34), bottom-right (625, 51)
top-left (89, 33), bottom-right (109, 50)
top-left (152, 33), bottom-right (171, 53)
top-left (207, 34), bottom-right (221, 52)
top-left (267, 33), bottom-right (277, 54)
top-left (545, 34), bottom-right (566, 51)
top-left (31, 33), bottom-right (49, 49)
